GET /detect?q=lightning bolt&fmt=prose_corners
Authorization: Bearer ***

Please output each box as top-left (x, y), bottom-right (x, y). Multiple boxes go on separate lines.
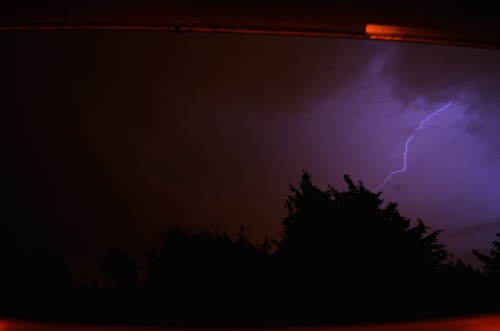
top-left (374, 101), bottom-right (453, 192)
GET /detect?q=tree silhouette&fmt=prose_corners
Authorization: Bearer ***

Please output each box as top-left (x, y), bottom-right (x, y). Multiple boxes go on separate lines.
top-left (3, 171), bottom-right (500, 326)
top-left (3, 248), bottom-right (73, 319)
top-left (471, 233), bottom-right (500, 314)
top-left (6, 248), bottom-right (72, 291)
top-left (271, 171), bottom-right (451, 322)
top-left (141, 223), bottom-right (271, 326)
top-left (98, 247), bottom-right (139, 289)
top-left (276, 171), bottom-right (448, 274)
top-left (473, 233), bottom-right (500, 279)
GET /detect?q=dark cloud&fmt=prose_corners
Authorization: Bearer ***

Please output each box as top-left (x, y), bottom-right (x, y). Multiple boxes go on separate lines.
top-left (378, 42), bottom-right (500, 166)
top-left (453, 219), bottom-right (500, 236)
top-left (380, 43), bottom-right (500, 112)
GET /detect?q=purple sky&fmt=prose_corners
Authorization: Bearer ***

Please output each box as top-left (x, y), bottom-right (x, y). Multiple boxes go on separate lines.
top-left (2, 31), bottom-right (500, 283)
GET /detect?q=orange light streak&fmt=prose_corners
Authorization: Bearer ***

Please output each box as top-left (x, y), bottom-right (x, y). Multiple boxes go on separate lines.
top-left (0, 24), bottom-right (364, 40)
top-left (364, 23), bottom-right (469, 47)
top-left (2, 313), bottom-right (500, 331)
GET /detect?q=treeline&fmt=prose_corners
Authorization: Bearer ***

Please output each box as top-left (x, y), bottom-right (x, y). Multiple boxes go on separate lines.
top-left (1, 172), bottom-right (499, 327)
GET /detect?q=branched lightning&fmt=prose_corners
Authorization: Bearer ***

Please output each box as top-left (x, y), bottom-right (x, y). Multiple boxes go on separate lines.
top-left (374, 101), bottom-right (453, 192)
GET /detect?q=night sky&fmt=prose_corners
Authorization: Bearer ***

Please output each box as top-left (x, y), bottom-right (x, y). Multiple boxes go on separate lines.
top-left (2, 30), bottom-right (500, 283)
